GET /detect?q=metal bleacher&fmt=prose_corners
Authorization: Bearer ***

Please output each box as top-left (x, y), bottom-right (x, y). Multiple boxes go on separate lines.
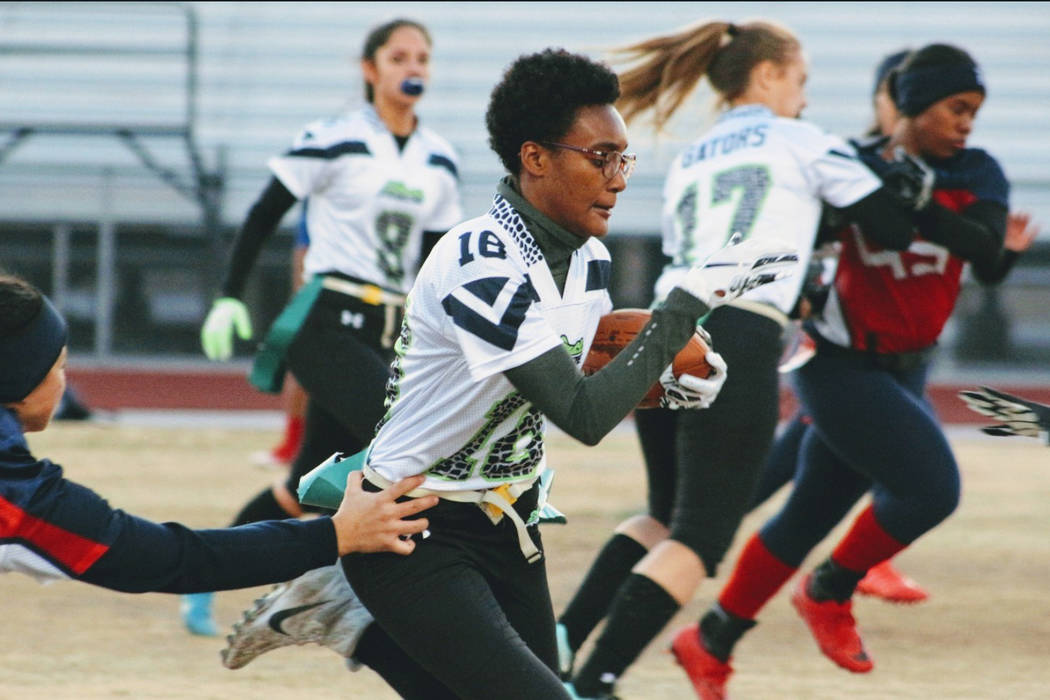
top-left (0, 1), bottom-right (225, 355)
top-left (1, 1), bottom-right (1048, 365)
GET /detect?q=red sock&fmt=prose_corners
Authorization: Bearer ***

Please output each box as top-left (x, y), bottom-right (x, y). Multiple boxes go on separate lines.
top-left (272, 415), bottom-right (304, 461)
top-left (718, 533), bottom-right (797, 620)
top-left (831, 505), bottom-right (908, 573)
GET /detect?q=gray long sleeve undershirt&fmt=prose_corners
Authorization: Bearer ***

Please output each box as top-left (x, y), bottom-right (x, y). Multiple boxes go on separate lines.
top-left (495, 178), bottom-right (709, 445)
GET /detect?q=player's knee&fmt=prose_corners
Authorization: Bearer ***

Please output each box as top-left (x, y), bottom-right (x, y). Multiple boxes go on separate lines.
top-left (615, 515), bottom-right (669, 549)
top-left (272, 481), bottom-right (304, 518)
top-left (925, 480), bottom-right (961, 525)
top-left (667, 526), bottom-right (726, 578)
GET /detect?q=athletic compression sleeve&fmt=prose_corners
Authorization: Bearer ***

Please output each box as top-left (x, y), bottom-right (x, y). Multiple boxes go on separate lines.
top-left (220, 177), bottom-right (299, 298)
top-left (838, 188), bottom-right (918, 251)
top-left (917, 199), bottom-right (1008, 282)
top-left (504, 288), bottom-right (707, 446)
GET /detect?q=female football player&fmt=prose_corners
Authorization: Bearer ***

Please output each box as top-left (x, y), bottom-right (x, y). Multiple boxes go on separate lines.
top-left (185, 18), bottom-right (463, 634)
top-left (0, 274), bottom-right (436, 590)
top-left (216, 43), bottom-right (798, 699)
top-left (751, 48), bottom-right (932, 605)
top-left (557, 21), bottom-right (933, 700)
top-left (342, 45), bottom-right (798, 700)
top-left (754, 47), bottom-right (1038, 606)
top-left (246, 48), bottom-right (791, 700)
top-left (676, 42), bottom-right (1015, 699)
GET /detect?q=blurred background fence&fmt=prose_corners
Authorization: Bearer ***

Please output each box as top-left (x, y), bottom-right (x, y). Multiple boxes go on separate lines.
top-left (1, 1), bottom-right (1047, 370)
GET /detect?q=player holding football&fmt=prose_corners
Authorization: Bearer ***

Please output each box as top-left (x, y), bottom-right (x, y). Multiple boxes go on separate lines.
top-left (218, 48), bottom-right (795, 700)
top-left (557, 21), bottom-right (933, 700)
top-left (187, 18), bottom-right (463, 635)
top-left (0, 274), bottom-right (436, 591)
top-left (675, 42), bottom-right (1015, 698)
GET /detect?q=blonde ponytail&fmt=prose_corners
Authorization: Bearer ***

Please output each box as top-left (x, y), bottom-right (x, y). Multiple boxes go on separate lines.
top-left (612, 19), bottom-right (801, 130)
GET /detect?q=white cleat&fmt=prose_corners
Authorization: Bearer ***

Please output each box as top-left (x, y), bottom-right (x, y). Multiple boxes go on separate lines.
top-left (221, 563), bottom-right (374, 669)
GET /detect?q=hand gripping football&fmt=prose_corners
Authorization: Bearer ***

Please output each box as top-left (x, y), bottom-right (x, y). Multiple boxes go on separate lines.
top-left (582, 308), bottom-right (712, 409)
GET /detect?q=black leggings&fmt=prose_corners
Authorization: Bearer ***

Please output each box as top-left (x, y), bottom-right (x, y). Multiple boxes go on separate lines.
top-left (637, 305), bottom-right (783, 576)
top-left (282, 287), bottom-right (396, 508)
top-left (342, 488), bottom-right (570, 700)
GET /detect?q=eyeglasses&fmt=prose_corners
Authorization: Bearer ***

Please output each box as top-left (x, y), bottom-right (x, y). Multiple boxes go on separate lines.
top-left (540, 141), bottom-right (637, 181)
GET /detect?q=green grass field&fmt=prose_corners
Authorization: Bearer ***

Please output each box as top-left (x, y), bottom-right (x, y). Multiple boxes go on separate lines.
top-left (2, 421), bottom-right (1048, 699)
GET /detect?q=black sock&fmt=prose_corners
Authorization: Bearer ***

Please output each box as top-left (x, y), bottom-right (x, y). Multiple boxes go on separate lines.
top-left (572, 573), bottom-right (679, 696)
top-left (230, 487), bottom-right (292, 526)
top-left (808, 557), bottom-right (865, 602)
top-left (699, 603), bottom-right (757, 663)
top-left (559, 533), bottom-right (648, 651)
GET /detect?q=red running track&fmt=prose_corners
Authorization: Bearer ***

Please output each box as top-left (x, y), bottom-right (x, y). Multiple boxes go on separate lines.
top-left (68, 367), bottom-right (1050, 424)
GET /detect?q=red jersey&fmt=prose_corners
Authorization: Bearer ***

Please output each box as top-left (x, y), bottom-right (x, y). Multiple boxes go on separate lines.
top-left (814, 148), bottom-right (1009, 354)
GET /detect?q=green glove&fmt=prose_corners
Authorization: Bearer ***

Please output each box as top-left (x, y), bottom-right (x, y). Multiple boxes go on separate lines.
top-left (201, 297), bottom-right (252, 360)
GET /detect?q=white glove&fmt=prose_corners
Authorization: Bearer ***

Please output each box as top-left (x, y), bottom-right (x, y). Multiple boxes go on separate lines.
top-left (200, 297), bottom-right (253, 361)
top-left (677, 234), bottom-right (798, 309)
top-left (958, 386), bottom-right (1050, 442)
top-left (658, 350), bottom-right (728, 410)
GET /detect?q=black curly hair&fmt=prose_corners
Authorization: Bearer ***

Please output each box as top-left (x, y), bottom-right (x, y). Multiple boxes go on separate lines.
top-left (486, 48), bottom-right (621, 175)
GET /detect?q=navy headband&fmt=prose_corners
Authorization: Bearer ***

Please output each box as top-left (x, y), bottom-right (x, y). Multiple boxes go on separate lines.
top-left (0, 294), bottom-right (67, 403)
top-left (893, 62), bottom-right (985, 117)
top-left (873, 49), bottom-right (911, 95)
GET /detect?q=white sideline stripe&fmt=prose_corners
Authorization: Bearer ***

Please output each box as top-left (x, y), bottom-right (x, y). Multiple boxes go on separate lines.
top-left (104, 409), bottom-right (285, 430)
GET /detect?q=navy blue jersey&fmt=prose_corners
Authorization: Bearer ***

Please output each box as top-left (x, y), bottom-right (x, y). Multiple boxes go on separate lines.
top-left (814, 146), bottom-right (1008, 352)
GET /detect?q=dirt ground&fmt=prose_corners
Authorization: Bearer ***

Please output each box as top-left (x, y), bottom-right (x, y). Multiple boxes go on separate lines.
top-left (2, 421), bottom-right (1048, 699)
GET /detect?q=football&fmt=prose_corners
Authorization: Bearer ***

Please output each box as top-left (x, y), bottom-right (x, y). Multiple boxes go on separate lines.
top-left (582, 308), bottom-right (713, 409)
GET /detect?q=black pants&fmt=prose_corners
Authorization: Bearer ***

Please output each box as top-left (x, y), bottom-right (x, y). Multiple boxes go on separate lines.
top-left (636, 305), bottom-right (783, 576)
top-left (282, 286), bottom-right (398, 507)
top-left (342, 486), bottom-right (570, 700)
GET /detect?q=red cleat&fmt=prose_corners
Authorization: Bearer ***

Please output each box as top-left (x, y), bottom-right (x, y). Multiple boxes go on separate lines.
top-left (671, 623), bottom-right (733, 700)
top-left (856, 560), bottom-right (929, 603)
top-left (790, 575), bottom-right (874, 673)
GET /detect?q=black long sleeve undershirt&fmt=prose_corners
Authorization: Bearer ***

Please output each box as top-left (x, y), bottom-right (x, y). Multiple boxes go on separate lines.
top-left (838, 187), bottom-right (918, 251)
top-left (220, 177), bottom-right (299, 299)
top-left (419, 230), bottom-right (447, 266)
top-left (982, 249), bottom-right (1021, 286)
top-left (916, 199), bottom-right (1008, 283)
top-left (504, 288), bottom-right (708, 446)
top-left (836, 188), bottom-right (1008, 284)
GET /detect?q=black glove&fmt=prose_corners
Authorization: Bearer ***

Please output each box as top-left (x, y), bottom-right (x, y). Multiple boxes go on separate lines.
top-left (851, 138), bottom-right (935, 211)
top-left (958, 386), bottom-right (1050, 444)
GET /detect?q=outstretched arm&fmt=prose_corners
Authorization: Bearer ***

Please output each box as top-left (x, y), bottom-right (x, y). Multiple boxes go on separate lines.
top-left (73, 473), bottom-right (435, 594)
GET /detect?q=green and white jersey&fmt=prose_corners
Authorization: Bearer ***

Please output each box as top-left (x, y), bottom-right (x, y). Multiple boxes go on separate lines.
top-left (269, 105), bottom-right (462, 293)
top-left (654, 104), bottom-right (880, 314)
top-left (366, 193), bottom-right (613, 492)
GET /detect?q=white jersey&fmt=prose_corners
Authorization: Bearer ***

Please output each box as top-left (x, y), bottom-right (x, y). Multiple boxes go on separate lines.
top-left (269, 105), bottom-right (463, 294)
top-left (366, 193), bottom-right (613, 492)
top-left (654, 104), bottom-right (880, 315)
